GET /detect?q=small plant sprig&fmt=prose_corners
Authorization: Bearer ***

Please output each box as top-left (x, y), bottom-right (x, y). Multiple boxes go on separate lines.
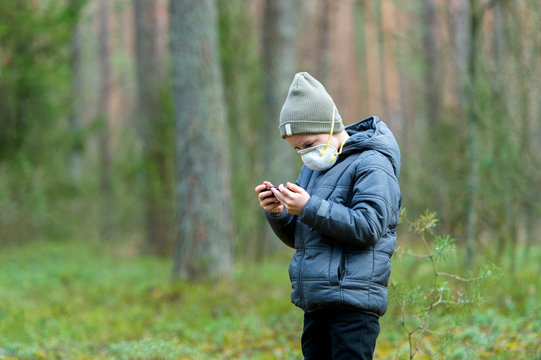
top-left (391, 209), bottom-right (498, 359)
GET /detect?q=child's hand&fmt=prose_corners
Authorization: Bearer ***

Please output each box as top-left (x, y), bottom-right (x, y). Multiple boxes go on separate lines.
top-left (273, 182), bottom-right (310, 216)
top-left (255, 181), bottom-right (284, 214)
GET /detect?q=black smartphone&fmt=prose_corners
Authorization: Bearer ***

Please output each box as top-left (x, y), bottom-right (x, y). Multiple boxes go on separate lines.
top-left (265, 185), bottom-right (279, 198)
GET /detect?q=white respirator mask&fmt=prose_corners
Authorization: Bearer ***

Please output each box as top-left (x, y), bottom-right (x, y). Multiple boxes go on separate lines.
top-left (297, 105), bottom-right (345, 171)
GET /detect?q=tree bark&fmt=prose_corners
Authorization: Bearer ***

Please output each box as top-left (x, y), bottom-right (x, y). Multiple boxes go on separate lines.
top-left (492, 0), bottom-right (510, 263)
top-left (170, 0), bottom-right (233, 280)
top-left (316, 0), bottom-right (331, 84)
top-left (69, 0), bottom-right (83, 182)
top-left (259, 0), bottom-right (297, 259)
top-left (423, 0), bottom-right (447, 220)
top-left (97, 0), bottom-right (113, 239)
top-left (523, 0), bottom-right (541, 262)
top-left (134, 0), bottom-right (173, 256)
top-left (464, 0), bottom-right (480, 269)
top-left (375, 0), bottom-right (389, 120)
top-left (353, 0), bottom-right (370, 116)
top-left (422, 0), bottom-right (440, 130)
top-left (464, 0), bottom-right (501, 268)
top-left (447, 0), bottom-right (470, 113)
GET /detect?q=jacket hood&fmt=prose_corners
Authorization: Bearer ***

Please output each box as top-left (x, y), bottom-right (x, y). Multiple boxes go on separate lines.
top-left (342, 116), bottom-right (401, 178)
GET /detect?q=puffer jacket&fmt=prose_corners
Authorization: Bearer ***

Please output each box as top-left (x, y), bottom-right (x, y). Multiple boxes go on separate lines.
top-left (265, 116), bottom-right (401, 316)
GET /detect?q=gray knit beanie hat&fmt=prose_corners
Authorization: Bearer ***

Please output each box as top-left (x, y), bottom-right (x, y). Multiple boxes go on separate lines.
top-left (279, 72), bottom-right (344, 138)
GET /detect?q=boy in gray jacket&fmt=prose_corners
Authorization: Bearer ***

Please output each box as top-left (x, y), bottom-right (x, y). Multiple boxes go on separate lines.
top-left (255, 72), bottom-right (401, 359)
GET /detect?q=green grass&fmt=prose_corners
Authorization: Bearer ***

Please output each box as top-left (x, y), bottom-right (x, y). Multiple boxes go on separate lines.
top-left (0, 240), bottom-right (540, 359)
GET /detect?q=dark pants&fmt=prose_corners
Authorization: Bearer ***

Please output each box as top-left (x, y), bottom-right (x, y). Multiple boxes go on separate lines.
top-left (301, 308), bottom-right (380, 360)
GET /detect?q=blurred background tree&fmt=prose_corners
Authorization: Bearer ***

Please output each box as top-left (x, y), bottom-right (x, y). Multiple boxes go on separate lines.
top-left (259, 0), bottom-right (298, 258)
top-left (170, 0), bottom-right (233, 279)
top-left (134, 0), bottom-right (174, 256)
top-left (0, 0), bottom-right (539, 278)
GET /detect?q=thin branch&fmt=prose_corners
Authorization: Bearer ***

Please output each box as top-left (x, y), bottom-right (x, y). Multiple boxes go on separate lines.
top-left (406, 251), bottom-right (434, 259)
top-left (428, 298), bottom-right (472, 311)
top-left (437, 271), bottom-right (485, 282)
top-left (422, 328), bottom-right (444, 336)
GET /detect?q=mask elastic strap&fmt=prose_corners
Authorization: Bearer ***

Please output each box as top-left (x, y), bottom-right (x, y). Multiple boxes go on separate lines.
top-left (330, 139), bottom-right (345, 163)
top-left (320, 105), bottom-right (336, 156)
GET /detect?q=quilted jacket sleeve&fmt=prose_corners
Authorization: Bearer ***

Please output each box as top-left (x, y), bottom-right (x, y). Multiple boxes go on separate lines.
top-left (265, 210), bottom-right (296, 248)
top-left (300, 154), bottom-right (401, 248)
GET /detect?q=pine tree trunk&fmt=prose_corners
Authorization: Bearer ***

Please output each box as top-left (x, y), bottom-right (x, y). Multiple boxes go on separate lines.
top-left (464, 0), bottom-right (479, 269)
top-left (259, 0), bottom-right (297, 259)
top-left (353, 0), bottom-right (370, 116)
top-left (423, 0), bottom-right (447, 221)
top-left (423, 0), bottom-right (440, 130)
top-left (69, 2), bottom-right (83, 182)
top-left (523, 0), bottom-right (541, 262)
top-left (316, 0), bottom-right (331, 84)
top-left (135, 0), bottom-right (173, 256)
top-left (448, 0), bottom-right (470, 113)
top-left (375, 0), bottom-right (389, 120)
top-left (170, 0), bottom-right (233, 280)
top-left (98, 0), bottom-right (113, 239)
top-left (492, 0), bottom-right (510, 263)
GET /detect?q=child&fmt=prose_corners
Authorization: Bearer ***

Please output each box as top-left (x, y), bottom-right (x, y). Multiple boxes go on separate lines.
top-left (255, 72), bottom-right (401, 359)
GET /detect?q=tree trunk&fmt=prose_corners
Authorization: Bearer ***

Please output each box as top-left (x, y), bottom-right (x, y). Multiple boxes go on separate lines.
top-left (375, 0), bottom-right (389, 120)
top-left (353, 0), bottom-right (370, 116)
top-left (259, 0), bottom-right (297, 259)
top-left (523, 0), bottom-right (541, 262)
top-left (97, 0), bottom-right (113, 239)
top-left (217, 0), bottom-right (267, 261)
top-left (69, 1), bottom-right (83, 182)
top-left (389, 0), bottom-right (409, 147)
top-left (134, 0), bottom-right (173, 256)
top-left (422, 0), bottom-right (440, 130)
top-left (316, 0), bottom-right (331, 84)
top-left (492, 0), bottom-right (509, 264)
top-left (170, 0), bottom-right (233, 280)
top-left (423, 0), bottom-right (447, 220)
top-left (464, 0), bottom-right (500, 268)
top-left (448, 0), bottom-right (473, 265)
top-left (509, 0), bottom-right (537, 269)
top-left (447, 0), bottom-right (470, 113)
top-left (464, 0), bottom-right (478, 269)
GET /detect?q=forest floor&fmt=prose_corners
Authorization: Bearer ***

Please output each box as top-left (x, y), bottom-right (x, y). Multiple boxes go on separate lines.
top-left (0, 239), bottom-right (540, 359)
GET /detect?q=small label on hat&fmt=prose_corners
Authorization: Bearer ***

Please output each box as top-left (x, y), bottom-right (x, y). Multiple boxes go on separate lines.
top-left (285, 123), bottom-right (292, 136)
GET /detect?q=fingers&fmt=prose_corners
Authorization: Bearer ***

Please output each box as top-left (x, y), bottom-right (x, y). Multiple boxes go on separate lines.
top-left (259, 187), bottom-right (279, 202)
top-left (261, 194), bottom-right (280, 206)
top-left (262, 193), bottom-right (283, 213)
top-left (255, 181), bottom-right (274, 193)
top-left (256, 181), bottom-right (309, 216)
top-left (256, 181), bottom-right (282, 214)
top-left (273, 186), bottom-right (296, 209)
top-left (258, 190), bottom-right (271, 200)
top-left (285, 182), bottom-right (305, 194)
top-left (276, 183), bottom-right (298, 199)
top-left (272, 186), bottom-right (286, 202)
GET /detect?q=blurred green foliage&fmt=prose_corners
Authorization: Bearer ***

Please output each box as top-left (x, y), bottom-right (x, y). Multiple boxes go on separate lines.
top-left (1, 229), bottom-right (539, 359)
top-left (0, 1), bottom-right (84, 160)
top-left (0, 0), bottom-right (90, 243)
